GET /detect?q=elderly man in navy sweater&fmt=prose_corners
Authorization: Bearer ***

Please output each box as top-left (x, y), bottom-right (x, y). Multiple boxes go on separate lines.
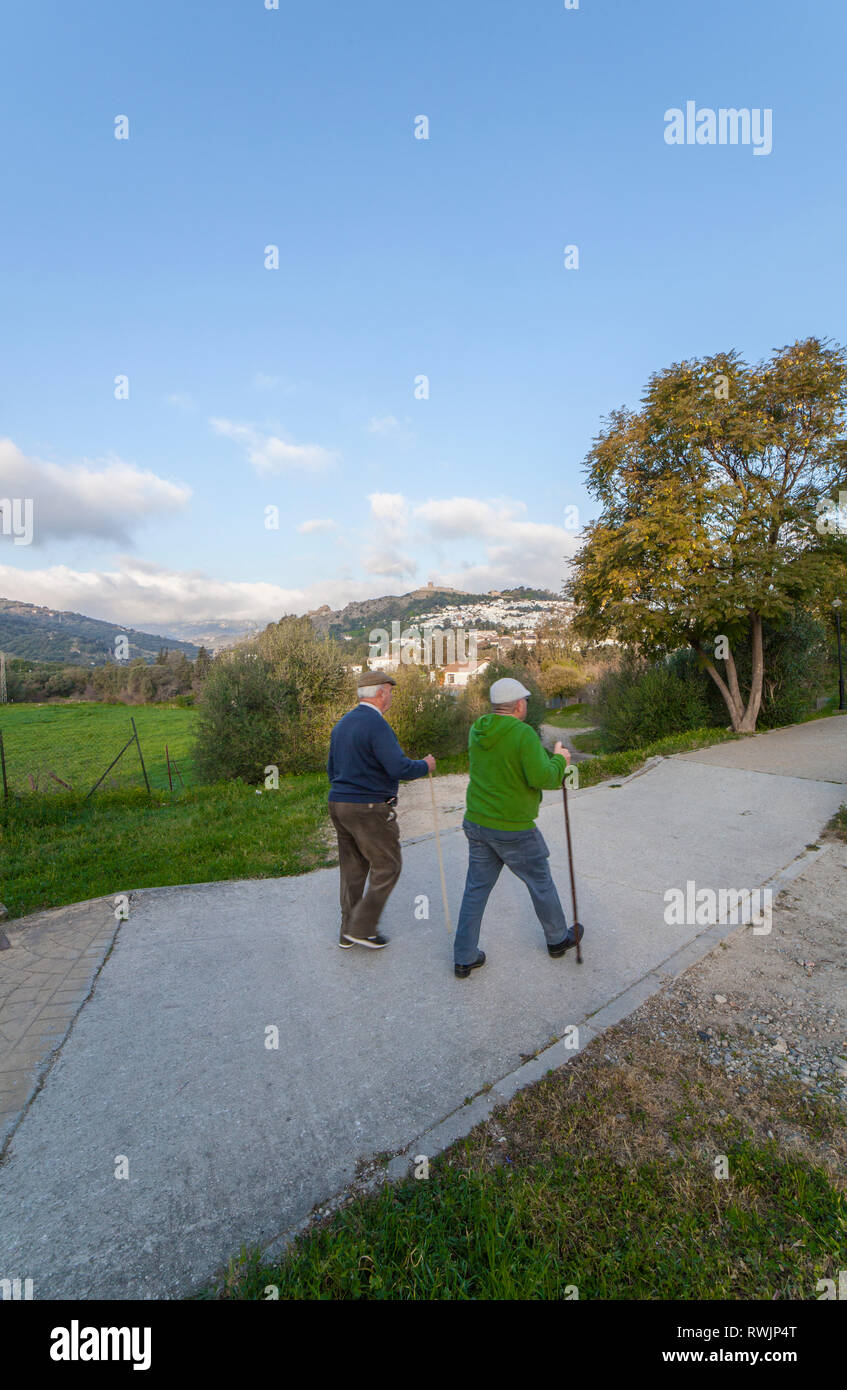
top-left (328, 670), bottom-right (435, 950)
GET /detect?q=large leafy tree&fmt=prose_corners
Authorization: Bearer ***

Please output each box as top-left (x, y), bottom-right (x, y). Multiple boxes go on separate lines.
top-left (568, 338), bottom-right (847, 732)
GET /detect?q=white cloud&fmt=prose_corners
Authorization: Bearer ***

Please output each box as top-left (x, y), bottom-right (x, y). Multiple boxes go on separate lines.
top-left (367, 491), bottom-right (408, 538)
top-left (361, 547), bottom-right (417, 580)
top-left (411, 494), bottom-right (581, 592)
top-left (412, 496), bottom-right (524, 538)
top-left (211, 418), bottom-right (338, 474)
top-left (165, 393), bottom-right (194, 409)
top-left (353, 492), bottom-right (580, 592)
top-left (366, 415), bottom-right (400, 435)
top-left (252, 374), bottom-right (300, 395)
top-left (0, 558), bottom-right (303, 627)
top-left (0, 557), bottom-right (426, 628)
top-left (0, 437), bottom-right (191, 546)
top-left (438, 538), bottom-right (578, 596)
top-left (0, 466), bottom-right (581, 631)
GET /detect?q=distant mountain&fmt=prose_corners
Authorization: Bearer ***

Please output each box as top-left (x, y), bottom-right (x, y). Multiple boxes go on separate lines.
top-left (156, 618), bottom-right (263, 651)
top-left (304, 585), bottom-right (484, 638)
top-left (0, 598), bottom-right (200, 665)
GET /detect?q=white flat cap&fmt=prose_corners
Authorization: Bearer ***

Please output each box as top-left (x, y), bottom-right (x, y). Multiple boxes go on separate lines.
top-left (489, 676), bottom-right (531, 703)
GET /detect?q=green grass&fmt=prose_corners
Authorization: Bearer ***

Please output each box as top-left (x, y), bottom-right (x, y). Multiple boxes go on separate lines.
top-left (0, 700), bottom-right (476, 918)
top-left (575, 726), bottom-right (740, 788)
top-left (802, 693), bottom-right (847, 721)
top-left (0, 701), bottom-right (198, 794)
top-left (826, 804), bottom-right (847, 842)
top-left (211, 1139), bottom-right (844, 1301)
top-left (540, 703), bottom-right (595, 729)
top-left (430, 752), bottom-right (470, 775)
top-left (570, 730), bottom-right (609, 754)
top-left (0, 776), bottom-right (332, 919)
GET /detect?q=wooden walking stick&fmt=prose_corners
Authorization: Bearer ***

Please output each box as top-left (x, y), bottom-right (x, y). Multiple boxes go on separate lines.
top-left (428, 770), bottom-right (453, 934)
top-left (562, 772), bottom-right (583, 963)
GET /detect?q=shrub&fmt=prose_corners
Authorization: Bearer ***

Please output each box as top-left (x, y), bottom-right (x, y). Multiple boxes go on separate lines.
top-left (385, 663), bottom-right (468, 758)
top-left (254, 617), bottom-right (351, 772)
top-left (193, 616), bottom-right (352, 782)
top-left (193, 649), bottom-right (284, 783)
top-left (593, 657), bottom-right (715, 751)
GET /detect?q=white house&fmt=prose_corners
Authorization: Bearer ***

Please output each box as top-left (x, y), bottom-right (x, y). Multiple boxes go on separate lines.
top-left (440, 658), bottom-right (491, 688)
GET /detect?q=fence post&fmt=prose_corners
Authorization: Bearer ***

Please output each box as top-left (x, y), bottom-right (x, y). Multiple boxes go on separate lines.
top-left (0, 729), bottom-right (7, 798)
top-left (131, 718), bottom-right (151, 794)
top-left (84, 731), bottom-right (136, 800)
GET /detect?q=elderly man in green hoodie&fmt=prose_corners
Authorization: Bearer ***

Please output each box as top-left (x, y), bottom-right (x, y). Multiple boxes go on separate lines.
top-left (453, 676), bottom-right (584, 978)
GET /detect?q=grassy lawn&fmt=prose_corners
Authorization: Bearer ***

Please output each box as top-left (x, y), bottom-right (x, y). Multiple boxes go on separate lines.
top-left (0, 777), bottom-right (332, 920)
top-left (0, 700), bottom-right (473, 918)
top-left (540, 703), bottom-right (596, 729)
top-left (570, 729), bottom-right (609, 754)
top-left (210, 1035), bottom-right (845, 1300)
top-left (0, 701), bottom-right (198, 794)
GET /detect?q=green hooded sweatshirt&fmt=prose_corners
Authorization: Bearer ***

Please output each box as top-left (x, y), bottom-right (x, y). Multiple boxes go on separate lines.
top-left (465, 714), bottom-right (567, 831)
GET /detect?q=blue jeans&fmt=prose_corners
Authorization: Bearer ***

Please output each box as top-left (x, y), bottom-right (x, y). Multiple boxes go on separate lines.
top-left (454, 818), bottom-right (569, 965)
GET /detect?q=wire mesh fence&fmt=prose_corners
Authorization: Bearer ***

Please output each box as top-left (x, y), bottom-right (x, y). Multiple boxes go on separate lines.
top-left (0, 704), bottom-right (197, 798)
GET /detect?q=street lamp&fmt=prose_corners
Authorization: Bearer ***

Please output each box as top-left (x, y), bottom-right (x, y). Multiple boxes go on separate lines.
top-left (834, 599), bottom-right (846, 711)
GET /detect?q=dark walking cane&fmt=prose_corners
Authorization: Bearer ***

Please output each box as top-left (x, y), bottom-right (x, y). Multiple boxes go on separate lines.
top-left (562, 773), bottom-right (583, 963)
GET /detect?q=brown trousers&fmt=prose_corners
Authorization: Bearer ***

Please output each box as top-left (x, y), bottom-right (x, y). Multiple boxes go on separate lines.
top-left (329, 800), bottom-right (403, 942)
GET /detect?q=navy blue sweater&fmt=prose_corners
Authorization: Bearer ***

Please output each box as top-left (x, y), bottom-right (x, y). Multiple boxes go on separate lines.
top-left (327, 703), bottom-right (429, 802)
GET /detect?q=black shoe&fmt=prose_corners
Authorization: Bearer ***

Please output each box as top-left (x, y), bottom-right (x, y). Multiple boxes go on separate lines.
top-left (454, 950), bottom-right (486, 979)
top-left (548, 923), bottom-right (584, 958)
top-left (342, 932), bottom-right (390, 949)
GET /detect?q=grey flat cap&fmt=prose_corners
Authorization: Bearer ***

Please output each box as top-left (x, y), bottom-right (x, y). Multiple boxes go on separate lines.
top-left (489, 676), bottom-right (531, 703)
top-left (357, 669), bottom-right (397, 689)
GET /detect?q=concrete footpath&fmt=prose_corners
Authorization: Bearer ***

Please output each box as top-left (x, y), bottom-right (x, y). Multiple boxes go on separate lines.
top-left (0, 717), bottom-right (845, 1299)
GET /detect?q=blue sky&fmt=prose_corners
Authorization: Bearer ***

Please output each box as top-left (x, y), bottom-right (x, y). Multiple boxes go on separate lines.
top-left (1, 0), bottom-right (845, 632)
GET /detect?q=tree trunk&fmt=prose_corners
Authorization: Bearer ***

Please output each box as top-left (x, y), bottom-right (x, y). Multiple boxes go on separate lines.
top-left (739, 613), bottom-right (764, 732)
top-left (694, 614), bottom-right (764, 734)
top-left (695, 643), bottom-right (745, 730)
top-left (723, 644), bottom-right (745, 716)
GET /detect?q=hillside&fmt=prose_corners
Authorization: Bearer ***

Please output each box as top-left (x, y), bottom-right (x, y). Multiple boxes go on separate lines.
top-left (304, 585), bottom-right (558, 639)
top-left (0, 598), bottom-right (200, 665)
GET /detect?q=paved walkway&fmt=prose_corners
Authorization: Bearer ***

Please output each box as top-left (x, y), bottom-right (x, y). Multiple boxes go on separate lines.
top-left (539, 721), bottom-right (597, 761)
top-left (0, 716), bottom-right (844, 1299)
top-left (0, 899), bottom-right (120, 1145)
